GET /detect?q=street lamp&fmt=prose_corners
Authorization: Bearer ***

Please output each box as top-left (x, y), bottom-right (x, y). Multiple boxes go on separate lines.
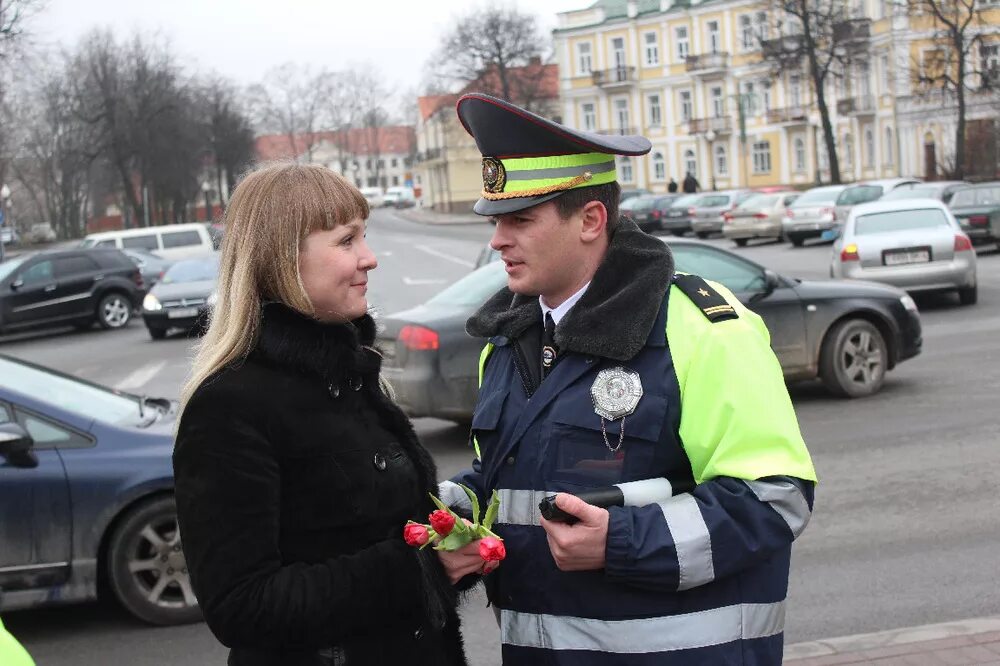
top-left (0, 183), bottom-right (11, 264)
top-left (201, 181), bottom-right (212, 223)
top-left (705, 129), bottom-right (718, 191)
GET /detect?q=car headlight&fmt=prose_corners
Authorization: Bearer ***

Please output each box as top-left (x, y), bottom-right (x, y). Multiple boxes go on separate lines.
top-left (207, 291), bottom-right (218, 308)
top-left (143, 293), bottom-right (162, 311)
top-left (900, 295), bottom-right (918, 313)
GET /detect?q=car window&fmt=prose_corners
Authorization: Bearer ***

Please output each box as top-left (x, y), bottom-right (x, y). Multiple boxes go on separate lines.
top-left (950, 186), bottom-right (1000, 207)
top-left (162, 230), bottom-right (203, 248)
top-left (734, 192), bottom-right (756, 205)
top-left (740, 194), bottom-right (779, 209)
top-left (0, 357), bottom-right (143, 425)
top-left (670, 244), bottom-right (767, 292)
top-left (836, 185), bottom-right (883, 205)
top-left (854, 208), bottom-right (951, 235)
top-left (160, 256), bottom-right (219, 284)
top-left (19, 260), bottom-right (54, 285)
top-left (122, 234), bottom-right (160, 251)
top-left (54, 255), bottom-right (100, 277)
top-left (426, 261), bottom-right (507, 308)
top-left (782, 194), bottom-right (800, 206)
top-left (0, 255), bottom-right (30, 282)
top-left (695, 195), bottom-right (730, 207)
top-left (96, 239), bottom-right (116, 248)
top-left (792, 188), bottom-right (842, 206)
top-left (670, 194), bottom-right (701, 208)
top-left (0, 403), bottom-right (11, 423)
top-left (632, 197), bottom-right (658, 212)
top-left (14, 408), bottom-right (92, 450)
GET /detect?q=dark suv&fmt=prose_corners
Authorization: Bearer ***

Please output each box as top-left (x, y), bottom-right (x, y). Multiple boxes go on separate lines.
top-left (0, 249), bottom-right (143, 334)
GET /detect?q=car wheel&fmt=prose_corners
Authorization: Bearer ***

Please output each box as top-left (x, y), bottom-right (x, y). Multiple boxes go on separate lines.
top-left (789, 234), bottom-right (804, 247)
top-left (695, 231), bottom-right (710, 239)
top-left (97, 292), bottom-right (132, 329)
top-left (148, 327), bottom-right (167, 340)
top-left (671, 230), bottom-right (686, 237)
top-left (820, 319), bottom-right (887, 398)
top-left (734, 238), bottom-right (748, 247)
top-left (958, 284), bottom-right (978, 306)
top-left (107, 495), bottom-right (202, 626)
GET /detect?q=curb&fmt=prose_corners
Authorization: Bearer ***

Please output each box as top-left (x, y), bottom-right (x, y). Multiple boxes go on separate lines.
top-left (785, 615), bottom-right (1000, 662)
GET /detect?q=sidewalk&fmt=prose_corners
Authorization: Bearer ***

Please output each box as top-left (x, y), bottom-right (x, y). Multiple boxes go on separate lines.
top-left (785, 615), bottom-right (1000, 665)
top-left (394, 206), bottom-right (483, 226)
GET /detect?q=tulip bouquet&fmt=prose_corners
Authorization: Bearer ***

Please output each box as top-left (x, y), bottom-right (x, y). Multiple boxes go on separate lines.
top-left (403, 484), bottom-right (505, 572)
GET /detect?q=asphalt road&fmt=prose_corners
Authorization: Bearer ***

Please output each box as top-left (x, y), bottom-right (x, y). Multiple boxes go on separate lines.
top-left (3, 208), bottom-right (999, 666)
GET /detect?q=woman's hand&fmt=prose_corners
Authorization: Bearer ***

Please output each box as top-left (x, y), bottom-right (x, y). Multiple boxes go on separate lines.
top-left (436, 540), bottom-right (489, 585)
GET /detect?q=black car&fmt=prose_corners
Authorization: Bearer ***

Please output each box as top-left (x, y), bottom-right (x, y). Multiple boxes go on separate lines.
top-left (628, 194), bottom-right (681, 233)
top-left (0, 249), bottom-right (143, 335)
top-left (383, 239), bottom-right (923, 422)
top-left (123, 248), bottom-right (174, 288)
top-left (141, 253), bottom-right (219, 339)
top-left (660, 193), bottom-right (702, 236)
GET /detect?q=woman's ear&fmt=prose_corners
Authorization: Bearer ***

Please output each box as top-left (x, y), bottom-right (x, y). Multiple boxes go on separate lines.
top-left (579, 200), bottom-right (608, 242)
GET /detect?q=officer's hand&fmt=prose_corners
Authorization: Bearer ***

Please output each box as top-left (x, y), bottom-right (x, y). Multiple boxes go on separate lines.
top-left (540, 493), bottom-right (609, 571)
top-left (437, 539), bottom-right (488, 585)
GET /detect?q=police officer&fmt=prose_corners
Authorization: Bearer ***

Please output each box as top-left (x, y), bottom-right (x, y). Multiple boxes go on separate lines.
top-left (440, 93), bottom-right (817, 665)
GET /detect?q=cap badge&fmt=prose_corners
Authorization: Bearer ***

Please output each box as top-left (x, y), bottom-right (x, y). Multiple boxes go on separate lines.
top-left (482, 157), bottom-right (506, 194)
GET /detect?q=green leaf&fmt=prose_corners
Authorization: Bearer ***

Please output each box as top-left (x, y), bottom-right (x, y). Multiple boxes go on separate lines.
top-left (436, 530), bottom-right (473, 551)
top-left (459, 483), bottom-right (481, 526)
top-left (429, 492), bottom-right (452, 514)
top-left (482, 489), bottom-right (501, 531)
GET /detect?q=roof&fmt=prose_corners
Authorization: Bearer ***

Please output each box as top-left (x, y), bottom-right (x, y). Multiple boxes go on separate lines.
top-left (254, 126), bottom-right (416, 162)
top-left (418, 95), bottom-right (458, 121)
top-left (459, 62), bottom-right (559, 104)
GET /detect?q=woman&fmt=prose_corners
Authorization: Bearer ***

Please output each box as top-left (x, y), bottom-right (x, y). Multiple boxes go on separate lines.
top-left (174, 163), bottom-right (483, 666)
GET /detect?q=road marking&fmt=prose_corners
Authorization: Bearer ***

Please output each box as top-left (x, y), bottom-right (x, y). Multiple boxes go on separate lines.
top-left (402, 277), bottom-right (448, 286)
top-left (415, 244), bottom-right (475, 268)
top-left (115, 361), bottom-right (167, 391)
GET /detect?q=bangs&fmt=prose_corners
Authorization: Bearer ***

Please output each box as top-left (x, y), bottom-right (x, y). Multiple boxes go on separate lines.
top-left (297, 166), bottom-right (370, 233)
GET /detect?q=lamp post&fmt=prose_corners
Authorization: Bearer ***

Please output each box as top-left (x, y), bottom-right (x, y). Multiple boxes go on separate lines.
top-left (0, 183), bottom-right (11, 264)
top-left (201, 181), bottom-right (212, 223)
top-left (705, 128), bottom-right (718, 191)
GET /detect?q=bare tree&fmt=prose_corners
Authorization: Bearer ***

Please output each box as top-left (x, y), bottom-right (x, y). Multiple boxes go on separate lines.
top-left (908, 0), bottom-right (997, 179)
top-left (429, 6), bottom-right (551, 111)
top-left (761, 1), bottom-right (869, 184)
top-left (248, 63), bottom-right (331, 163)
top-left (1, 0), bottom-right (43, 190)
top-left (198, 77), bottom-right (255, 197)
top-left (351, 66), bottom-right (393, 188)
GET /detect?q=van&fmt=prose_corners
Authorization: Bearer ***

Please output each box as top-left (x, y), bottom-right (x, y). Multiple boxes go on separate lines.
top-left (383, 186), bottom-right (415, 208)
top-left (79, 223), bottom-right (215, 260)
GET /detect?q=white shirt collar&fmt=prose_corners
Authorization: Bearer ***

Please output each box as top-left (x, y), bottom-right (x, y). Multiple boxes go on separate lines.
top-left (540, 281), bottom-right (591, 326)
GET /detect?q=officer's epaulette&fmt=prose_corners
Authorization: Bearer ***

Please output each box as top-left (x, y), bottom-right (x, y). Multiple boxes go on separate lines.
top-left (673, 274), bottom-right (739, 323)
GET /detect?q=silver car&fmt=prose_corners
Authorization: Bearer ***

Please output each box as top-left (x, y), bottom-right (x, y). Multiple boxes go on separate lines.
top-left (690, 190), bottom-right (754, 238)
top-left (782, 184), bottom-right (847, 246)
top-left (722, 192), bottom-right (799, 246)
top-left (833, 178), bottom-right (922, 228)
top-left (830, 199), bottom-right (978, 305)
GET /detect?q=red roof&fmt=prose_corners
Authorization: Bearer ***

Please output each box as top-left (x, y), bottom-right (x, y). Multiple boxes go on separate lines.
top-left (418, 94), bottom-right (458, 121)
top-left (461, 62), bottom-right (559, 104)
top-left (254, 126), bottom-right (416, 162)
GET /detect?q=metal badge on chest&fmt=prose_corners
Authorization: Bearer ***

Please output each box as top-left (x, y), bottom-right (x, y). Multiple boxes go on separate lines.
top-left (590, 367), bottom-right (643, 453)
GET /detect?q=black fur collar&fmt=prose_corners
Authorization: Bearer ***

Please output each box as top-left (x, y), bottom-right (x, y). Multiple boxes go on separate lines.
top-left (466, 218), bottom-right (674, 361)
top-left (253, 302), bottom-right (380, 383)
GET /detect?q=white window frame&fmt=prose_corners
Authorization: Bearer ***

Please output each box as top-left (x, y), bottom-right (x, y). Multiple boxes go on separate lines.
top-left (614, 97), bottom-right (630, 132)
top-left (752, 140), bottom-right (772, 174)
top-left (711, 86), bottom-right (725, 117)
top-left (790, 74), bottom-right (803, 108)
top-left (880, 53), bottom-right (891, 90)
top-left (620, 156), bottom-right (634, 183)
top-left (756, 12), bottom-right (770, 41)
top-left (675, 26), bottom-right (690, 62)
top-left (679, 89), bottom-right (693, 122)
top-left (843, 133), bottom-right (854, 168)
top-left (653, 152), bottom-right (666, 180)
top-left (739, 15), bottom-right (755, 51)
top-left (741, 81), bottom-right (757, 115)
top-left (684, 149), bottom-right (697, 176)
top-left (577, 42), bottom-right (593, 75)
top-left (644, 32), bottom-right (660, 66)
top-left (794, 137), bottom-right (806, 173)
top-left (707, 20), bottom-right (721, 54)
top-left (761, 81), bottom-right (772, 111)
top-left (864, 127), bottom-right (875, 167)
top-left (714, 144), bottom-right (728, 176)
top-left (611, 37), bottom-right (627, 68)
top-left (647, 94), bottom-right (662, 127)
top-left (581, 102), bottom-right (596, 131)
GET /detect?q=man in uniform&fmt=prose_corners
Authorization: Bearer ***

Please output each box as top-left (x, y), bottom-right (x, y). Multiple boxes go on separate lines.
top-left (442, 93), bottom-right (816, 665)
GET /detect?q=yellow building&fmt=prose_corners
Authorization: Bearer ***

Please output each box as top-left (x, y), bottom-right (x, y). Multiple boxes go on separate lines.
top-left (554, 0), bottom-right (1000, 191)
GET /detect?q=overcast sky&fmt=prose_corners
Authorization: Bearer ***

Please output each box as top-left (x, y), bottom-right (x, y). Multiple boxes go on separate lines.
top-left (31, 0), bottom-right (586, 97)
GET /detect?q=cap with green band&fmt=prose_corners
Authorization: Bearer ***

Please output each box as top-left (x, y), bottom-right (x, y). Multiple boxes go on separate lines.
top-left (456, 93), bottom-right (652, 216)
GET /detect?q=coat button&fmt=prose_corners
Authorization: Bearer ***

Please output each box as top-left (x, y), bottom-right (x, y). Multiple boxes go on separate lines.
top-left (506, 456), bottom-right (515, 465)
top-left (413, 627), bottom-right (424, 640)
top-left (373, 453), bottom-right (387, 471)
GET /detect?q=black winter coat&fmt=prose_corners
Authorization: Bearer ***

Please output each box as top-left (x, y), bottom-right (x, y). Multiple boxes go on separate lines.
top-left (174, 303), bottom-right (468, 666)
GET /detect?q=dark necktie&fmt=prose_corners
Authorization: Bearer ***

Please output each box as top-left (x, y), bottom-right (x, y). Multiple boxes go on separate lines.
top-left (541, 312), bottom-right (558, 379)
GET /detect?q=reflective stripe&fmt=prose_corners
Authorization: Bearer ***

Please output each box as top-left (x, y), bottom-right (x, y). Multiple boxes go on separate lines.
top-left (500, 601), bottom-right (785, 653)
top-left (661, 494), bottom-right (715, 591)
top-left (505, 159), bottom-right (616, 182)
top-left (439, 481), bottom-right (473, 514)
top-left (498, 488), bottom-right (553, 526)
top-left (744, 479), bottom-right (812, 539)
top-left (617, 477), bottom-right (673, 506)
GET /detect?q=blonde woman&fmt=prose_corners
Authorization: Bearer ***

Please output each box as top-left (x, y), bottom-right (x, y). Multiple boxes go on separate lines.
top-left (173, 163), bottom-right (481, 666)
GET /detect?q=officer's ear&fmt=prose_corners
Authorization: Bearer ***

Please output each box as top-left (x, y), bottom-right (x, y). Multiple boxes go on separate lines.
top-left (578, 200), bottom-right (608, 243)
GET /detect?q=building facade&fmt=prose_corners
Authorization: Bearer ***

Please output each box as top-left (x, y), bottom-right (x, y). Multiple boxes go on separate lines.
top-left (554, 0), bottom-right (1000, 192)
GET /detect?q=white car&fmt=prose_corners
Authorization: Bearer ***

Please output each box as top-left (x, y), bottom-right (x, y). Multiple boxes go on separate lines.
top-left (830, 199), bottom-right (977, 305)
top-left (359, 187), bottom-right (384, 208)
top-left (383, 186), bottom-right (415, 208)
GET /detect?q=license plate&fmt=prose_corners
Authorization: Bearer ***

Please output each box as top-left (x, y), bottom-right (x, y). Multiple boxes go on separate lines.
top-left (884, 249), bottom-right (930, 266)
top-left (168, 307), bottom-right (199, 319)
top-left (820, 229), bottom-right (839, 240)
top-left (669, 211), bottom-right (683, 217)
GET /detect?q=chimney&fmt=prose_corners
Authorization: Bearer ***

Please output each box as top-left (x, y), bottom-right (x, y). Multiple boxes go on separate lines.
top-left (627, 0), bottom-right (638, 18)
top-left (529, 56), bottom-right (542, 66)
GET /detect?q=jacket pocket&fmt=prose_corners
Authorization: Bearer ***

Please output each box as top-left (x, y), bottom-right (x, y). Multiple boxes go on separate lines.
top-left (470, 388), bottom-right (508, 462)
top-left (548, 393), bottom-right (668, 486)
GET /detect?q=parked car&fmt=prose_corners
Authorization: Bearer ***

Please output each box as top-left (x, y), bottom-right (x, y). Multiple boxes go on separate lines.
top-left (831, 199), bottom-right (977, 305)
top-left (381, 238), bottom-right (923, 422)
top-left (141, 253), bottom-right (220, 339)
top-left (880, 180), bottom-right (967, 205)
top-left (0, 227), bottom-right (20, 246)
top-left (722, 191), bottom-right (799, 246)
top-left (28, 223), bottom-right (57, 243)
top-left (80, 223), bottom-right (215, 261)
top-left (660, 193), bottom-right (701, 236)
top-left (0, 354), bottom-right (197, 625)
top-left (0, 249), bottom-right (142, 335)
top-left (690, 190), bottom-right (755, 238)
top-left (948, 182), bottom-right (1000, 245)
top-left (627, 194), bottom-right (681, 233)
top-left (359, 186), bottom-right (384, 208)
top-left (833, 178), bottom-right (921, 228)
top-left (383, 186), bottom-right (416, 208)
top-left (122, 248), bottom-right (174, 288)
top-left (619, 188), bottom-right (651, 203)
top-left (782, 185), bottom-right (847, 247)
top-left (618, 195), bottom-right (643, 222)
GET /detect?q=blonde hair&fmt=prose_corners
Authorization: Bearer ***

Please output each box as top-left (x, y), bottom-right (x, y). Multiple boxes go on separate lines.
top-left (180, 161), bottom-right (369, 411)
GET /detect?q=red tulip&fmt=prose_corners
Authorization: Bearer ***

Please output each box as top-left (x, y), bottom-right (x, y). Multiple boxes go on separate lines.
top-left (403, 523), bottom-right (430, 547)
top-left (429, 510), bottom-right (456, 537)
top-left (479, 536), bottom-right (506, 562)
